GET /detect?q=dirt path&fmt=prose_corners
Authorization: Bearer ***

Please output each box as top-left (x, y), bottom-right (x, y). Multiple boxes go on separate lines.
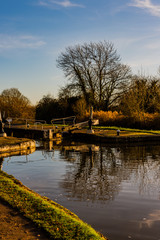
top-left (0, 199), bottom-right (50, 240)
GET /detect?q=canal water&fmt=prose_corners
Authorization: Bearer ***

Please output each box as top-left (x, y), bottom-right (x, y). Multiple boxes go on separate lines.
top-left (2, 141), bottom-right (160, 240)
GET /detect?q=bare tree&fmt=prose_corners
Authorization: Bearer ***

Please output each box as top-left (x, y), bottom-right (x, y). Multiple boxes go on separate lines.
top-left (57, 41), bottom-right (131, 109)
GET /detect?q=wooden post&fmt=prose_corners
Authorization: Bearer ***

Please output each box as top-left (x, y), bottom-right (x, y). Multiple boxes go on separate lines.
top-left (87, 106), bottom-right (94, 134)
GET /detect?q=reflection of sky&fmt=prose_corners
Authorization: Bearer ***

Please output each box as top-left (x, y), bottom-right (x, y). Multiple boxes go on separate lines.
top-left (3, 150), bottom-right (69, 197)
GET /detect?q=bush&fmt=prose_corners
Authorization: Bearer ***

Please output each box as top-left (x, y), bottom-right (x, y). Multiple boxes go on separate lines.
top-left (82, 110), bottom-right (160, 130)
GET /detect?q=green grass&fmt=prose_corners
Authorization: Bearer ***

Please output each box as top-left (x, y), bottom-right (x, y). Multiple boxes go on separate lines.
top-left (0, 171), bottom-right (107, 240)
top-left (93, 126), bottom-right (160, 135)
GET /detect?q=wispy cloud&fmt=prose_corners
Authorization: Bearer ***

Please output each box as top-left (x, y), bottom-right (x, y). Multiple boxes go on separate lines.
top-left (0, 35), bottom-right (46, 51)
top-left (129, 0), bottom-right (160, 17)
top-left (145, 41), bottom-right (160, 49)
top-left (38, 0), bottom-right (84, 9)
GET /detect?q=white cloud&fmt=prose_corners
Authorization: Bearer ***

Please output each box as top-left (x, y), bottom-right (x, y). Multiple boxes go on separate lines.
top-left (38, 0), bottom-right (84, 8)
top-left (129, 0), bottom-right (160, 17)
top-left (0, 35), bottom-right (46, 51)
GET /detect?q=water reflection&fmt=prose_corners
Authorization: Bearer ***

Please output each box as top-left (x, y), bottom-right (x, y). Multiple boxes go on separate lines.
top-left (3, 141), bottom-right (160, 240)
top-left (139, 209), bottom-right (160, 229)
top-left (0, 157), bottom-right (3, 170)
top-left (0, 147), bottom-right (35, 170)
top-left (58, 143), bottom-right (160, 202)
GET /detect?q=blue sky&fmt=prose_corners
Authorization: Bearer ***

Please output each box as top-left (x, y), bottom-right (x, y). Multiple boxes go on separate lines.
top-left (0, 0), bottom-right (160, 104)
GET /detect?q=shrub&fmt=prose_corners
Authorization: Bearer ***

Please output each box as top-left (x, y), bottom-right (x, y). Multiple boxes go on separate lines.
top-left (82, 110), bottom-right (160, 129)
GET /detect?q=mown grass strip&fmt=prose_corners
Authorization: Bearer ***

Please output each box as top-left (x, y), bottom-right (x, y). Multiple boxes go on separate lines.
top-left (0, 171), bottom-right (107, 240)
top-left (93, 126), bottom-right (160, 135)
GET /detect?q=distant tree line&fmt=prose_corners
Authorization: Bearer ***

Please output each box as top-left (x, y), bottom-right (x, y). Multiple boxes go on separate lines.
top-left (1, 41), bottom-right (160, 128)
top-left (35, 94), bottom-right (79, 123)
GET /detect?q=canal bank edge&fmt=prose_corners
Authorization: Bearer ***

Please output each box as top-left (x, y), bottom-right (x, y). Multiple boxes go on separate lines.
top-left (68, 131), bottom-right (160, 144)
top-left (0, 137), bottom-right (35, 154)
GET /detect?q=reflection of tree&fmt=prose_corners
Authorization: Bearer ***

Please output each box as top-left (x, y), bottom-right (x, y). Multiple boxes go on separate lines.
top-left (60, 146), bottom-right (124, 202)
top-left (0, 158), bottom-right (4, 170)
top-left (59, 144), bottom-right (160, 203)
top-left (119, 145), bottom-right (160, 197)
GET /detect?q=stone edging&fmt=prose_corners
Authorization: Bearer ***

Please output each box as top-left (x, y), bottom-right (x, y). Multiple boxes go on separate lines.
top-left (0, 140), bottom-right (36, 154)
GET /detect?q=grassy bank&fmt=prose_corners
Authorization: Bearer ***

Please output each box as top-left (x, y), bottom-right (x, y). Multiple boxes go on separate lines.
top-left (0, 171), bottom-right (106, 239)
top-left (93, 126), bottom-right (160, 135)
